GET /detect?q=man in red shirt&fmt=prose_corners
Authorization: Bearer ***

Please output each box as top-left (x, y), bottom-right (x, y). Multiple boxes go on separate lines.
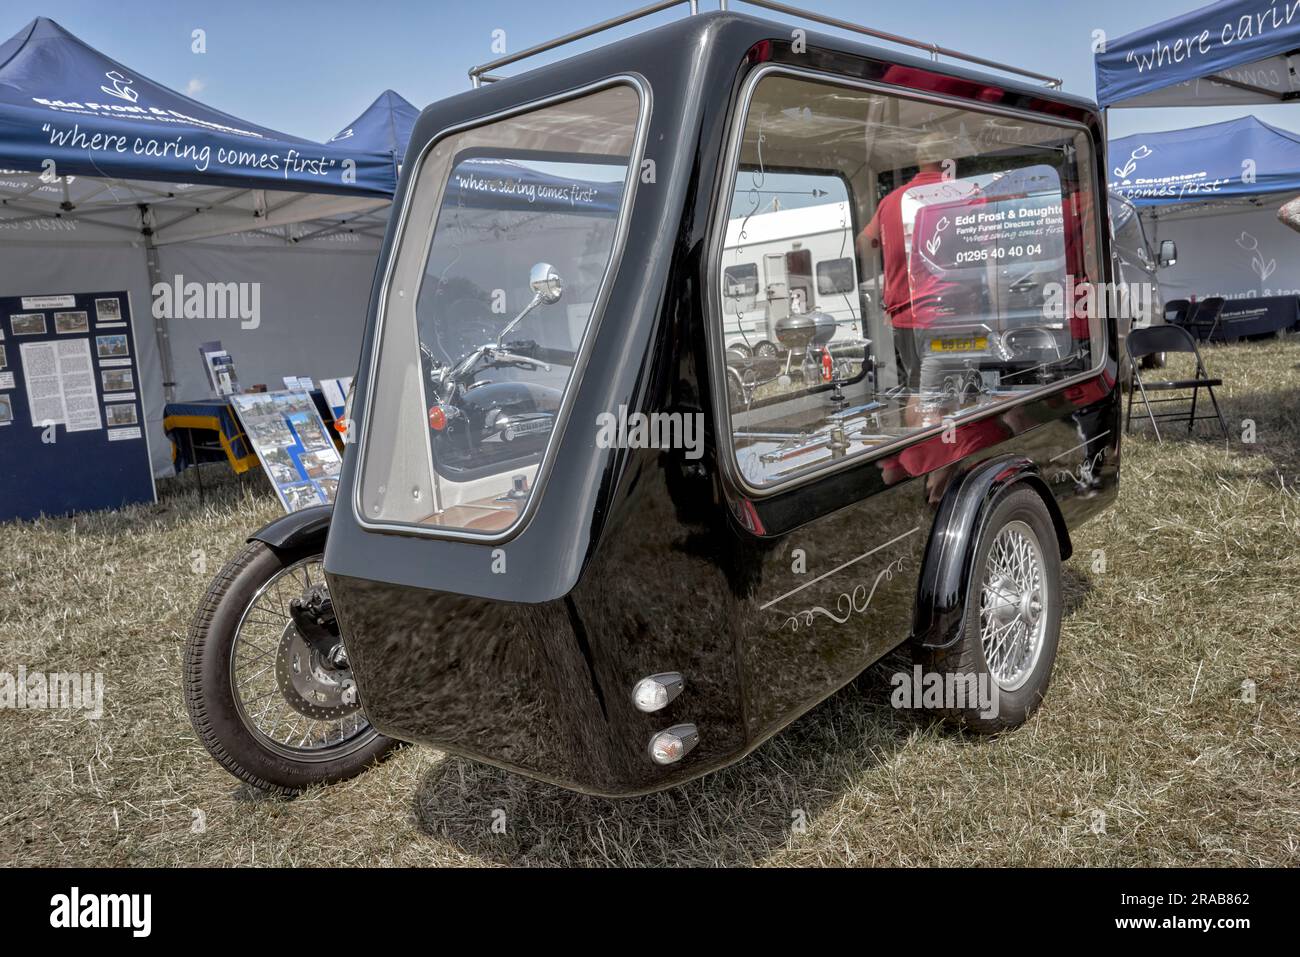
top-left (856, 133), bottom-right (950, 394)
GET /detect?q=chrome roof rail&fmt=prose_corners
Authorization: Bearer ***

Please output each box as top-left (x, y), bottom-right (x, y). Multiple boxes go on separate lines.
top-left (469, 1), bottom-right (700, 88)
top-left (467, 0), bottom-right (1063, 90)
top-left (721, 1), bottom-right (1062, 87)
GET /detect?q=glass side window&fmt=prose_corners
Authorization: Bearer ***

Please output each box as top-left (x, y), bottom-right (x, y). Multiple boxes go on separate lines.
top-left (722, 262), bottom-right (760, 321)
top-left (358, 85), bottom-right (641, 535)
top-left (817, 257), bottom-right (856, 296)
top-left (718, 74), bottom-right (1103, 489)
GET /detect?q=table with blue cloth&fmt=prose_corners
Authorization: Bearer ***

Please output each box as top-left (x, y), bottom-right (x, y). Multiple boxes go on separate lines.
top-left (163, 398), bottom-right (259, 474)
top-left (1209, 296), bottom-right (1300, 341)
top-left (163, 391), bottom-right (339, 476)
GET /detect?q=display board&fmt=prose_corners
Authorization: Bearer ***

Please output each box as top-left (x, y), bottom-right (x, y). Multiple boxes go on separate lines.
top-left (0, 291), bottom-right (155, 522)
top-left (229, 391), bottom-right (342, 512)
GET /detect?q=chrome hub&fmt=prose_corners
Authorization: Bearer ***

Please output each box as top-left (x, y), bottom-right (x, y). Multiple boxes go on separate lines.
top-left (275, 623), bottom-right (361, 722)
top-left (1020, 591), bottom-right (1042, 625)
top-left (230, 556), bottom-right (374, 760)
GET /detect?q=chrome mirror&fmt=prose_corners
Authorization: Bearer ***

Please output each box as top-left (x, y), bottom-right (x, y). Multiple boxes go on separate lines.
top-left (529, 262), bottom-right (564, 304)
top-left (494, 263), bottom-right (565, 348)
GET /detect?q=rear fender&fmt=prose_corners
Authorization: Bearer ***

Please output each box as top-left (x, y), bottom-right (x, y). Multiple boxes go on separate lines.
top-left (247, 504), bottom-right (332, 557)
top-left (912, 456), bottom-right (1070, 650)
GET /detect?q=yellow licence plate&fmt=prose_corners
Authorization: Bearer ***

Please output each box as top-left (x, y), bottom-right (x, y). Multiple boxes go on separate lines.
top-left (930, 336), bottom-right (988, 353)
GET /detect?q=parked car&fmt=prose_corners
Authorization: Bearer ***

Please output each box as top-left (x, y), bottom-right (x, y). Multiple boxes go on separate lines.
top-left (1109, 190), bottom-right (1175, 372)
top-left (185, 4), bottom-right (1122, 797)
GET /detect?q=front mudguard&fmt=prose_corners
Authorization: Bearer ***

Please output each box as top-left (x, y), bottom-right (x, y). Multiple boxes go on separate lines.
top-left (911, 456), bottom-right (1070, 651)
top-left (247, 504), bottom-right (332, 556)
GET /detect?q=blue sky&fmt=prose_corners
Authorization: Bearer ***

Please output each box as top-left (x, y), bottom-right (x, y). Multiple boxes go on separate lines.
top-left (2, 0), bottom-right (1294, 142)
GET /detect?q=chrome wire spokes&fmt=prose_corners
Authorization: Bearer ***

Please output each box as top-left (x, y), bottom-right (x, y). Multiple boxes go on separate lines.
top-left (979, 521), bottom-right (1047, 692)
top-left (230, 557), bottom-right (376, 761)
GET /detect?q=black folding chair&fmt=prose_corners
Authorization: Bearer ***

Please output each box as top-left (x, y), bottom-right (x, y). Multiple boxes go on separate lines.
top-left (1125, 325), bottom-right (1229, 441)
top-left (1164, 298), bottom-right (1191, 326)
top-left (1186, 296), bottom-right (1225, 341)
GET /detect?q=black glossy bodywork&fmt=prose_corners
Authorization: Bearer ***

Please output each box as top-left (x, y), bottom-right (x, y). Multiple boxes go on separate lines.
top-left (323, 11), bottom-right (1120, 796)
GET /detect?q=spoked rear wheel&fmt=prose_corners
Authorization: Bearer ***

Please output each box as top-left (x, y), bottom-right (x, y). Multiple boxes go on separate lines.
top-left (979, 520), bottom-right (1049, 693)
top-left (917, 486), bottom-right (1062, 733)
top-left (185, 540), bottom-right (395, 794)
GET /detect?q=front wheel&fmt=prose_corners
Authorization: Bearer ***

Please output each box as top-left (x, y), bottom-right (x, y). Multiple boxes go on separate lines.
top-left (916, 486), bottom-right (1063, 733)
top-left (184, 540), bottom-right (395, 794)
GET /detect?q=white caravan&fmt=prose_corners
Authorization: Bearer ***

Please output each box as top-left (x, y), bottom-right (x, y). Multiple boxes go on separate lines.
top-left (720, 202), bottom-right (864, 356)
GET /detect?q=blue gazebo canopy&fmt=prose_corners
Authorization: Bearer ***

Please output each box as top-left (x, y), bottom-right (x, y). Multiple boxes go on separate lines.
top-left (1096, 0), bottom-right (1300, 108)
top-left (0, 17), bottom-right (395, 197)
top-left (330, 89), bottom-right (419, 165)
top-left (1109, 115), bottom-right (1300, 206)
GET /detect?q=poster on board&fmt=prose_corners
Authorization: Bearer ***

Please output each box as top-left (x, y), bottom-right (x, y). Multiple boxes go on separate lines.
top-left (229, 391), bottom-right (343, 513)
top-left (0, 291), bottom-right (155, 522)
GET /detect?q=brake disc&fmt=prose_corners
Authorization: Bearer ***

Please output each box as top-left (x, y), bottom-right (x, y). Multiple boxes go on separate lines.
top-left (274, 624), bottom-right (361, 722)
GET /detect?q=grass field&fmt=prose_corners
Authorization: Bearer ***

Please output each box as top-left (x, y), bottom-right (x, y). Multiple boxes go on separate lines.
top-left (1, 337), bottom-right (1297, 867)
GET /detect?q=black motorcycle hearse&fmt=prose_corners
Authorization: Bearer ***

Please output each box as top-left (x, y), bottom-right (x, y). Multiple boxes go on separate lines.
top-left (184, 2), bottom-right (1121, 797)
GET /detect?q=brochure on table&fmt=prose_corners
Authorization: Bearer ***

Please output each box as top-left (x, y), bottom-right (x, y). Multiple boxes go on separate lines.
top-left (0, 291), bottom-right (155, 522)
top-left (200, 340), bottom-right (239, 397)
top-left (229, 390), bottom-right (343, 513)
top-left (319, 376), bottom-right (353, 420)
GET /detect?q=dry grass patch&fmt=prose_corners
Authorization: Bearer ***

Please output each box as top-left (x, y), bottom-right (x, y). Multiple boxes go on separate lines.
top-left (1, 336), bottom-right (1297, 866)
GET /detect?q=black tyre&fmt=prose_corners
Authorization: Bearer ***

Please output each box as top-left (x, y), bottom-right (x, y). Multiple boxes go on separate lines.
top-left (184, 540), bottom-right (395, 794)
top-left (726, 368), bottom-right (747, 408)
top-left (917, 486), bottom-right (1062, 733)
top-left (754, 340), bottom-right (779, 358)
top-left (1141, 351), bottom-right (1166, 369)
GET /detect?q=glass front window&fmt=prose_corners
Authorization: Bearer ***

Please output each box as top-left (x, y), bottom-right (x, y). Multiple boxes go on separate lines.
top-left (1109, 193), bottom-right (1156, 278)
top-left (718, 73), bottom-right (1103, 489)
top-left (358, 84), bottom-right (641, 535)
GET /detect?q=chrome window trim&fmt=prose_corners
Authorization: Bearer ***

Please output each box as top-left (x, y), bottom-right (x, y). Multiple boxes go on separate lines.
top-left (705, 63), bottom-right (1111, 501)
top-left (351, 75), bottom-right (652, 543)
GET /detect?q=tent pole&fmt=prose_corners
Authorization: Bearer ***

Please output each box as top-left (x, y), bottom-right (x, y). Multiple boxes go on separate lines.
top-left (140, 206), bottom-right (177, 405)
